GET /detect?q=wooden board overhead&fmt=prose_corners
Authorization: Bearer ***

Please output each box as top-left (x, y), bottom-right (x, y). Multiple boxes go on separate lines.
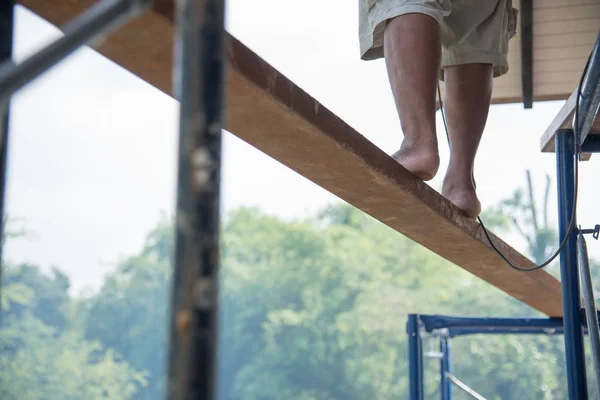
top-left (539, 88), bottom-right (600, 159)
top-left (18, 0), bottom-right (565, 316)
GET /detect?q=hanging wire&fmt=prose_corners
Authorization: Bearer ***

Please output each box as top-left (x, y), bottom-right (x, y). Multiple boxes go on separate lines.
top-left (436, 53), bottom-right (592, 272)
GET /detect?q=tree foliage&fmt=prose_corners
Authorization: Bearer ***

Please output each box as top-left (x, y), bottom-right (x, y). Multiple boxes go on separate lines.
top-left (0, 267), bottom-right (145, 399)
top-left (3, 189), bottom-right (598, 399)
top-left (79, 215), bottom-right (173, 400)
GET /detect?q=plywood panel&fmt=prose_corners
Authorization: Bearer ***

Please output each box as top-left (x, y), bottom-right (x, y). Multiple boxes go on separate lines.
top-left (534, 19), bottom-right (600, 35)
top-left (534, 33), bottom-right (597, 49)
top-left (18, 0), bottom-right (565, 316)
top-left (534, 59), bottom-right (591, 73)
top-left (530, 0), bottom-right (599, 106)
top-left (534, 4), bottom-right (600, 22)
top-left (534, 46), bottom-right (595, 62)
top-left (534, 0), bottom-right (599, 9)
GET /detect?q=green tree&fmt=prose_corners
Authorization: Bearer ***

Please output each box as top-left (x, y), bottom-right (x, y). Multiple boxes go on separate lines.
top-left (2, 264), bottom-right (70, 331)
top-left (3, 200), bottom-right (575, 400)
top-left (217, 205), bottom-right (567, 399)
top-left (0, 315), bottom-right (145, 400)
top-left (79, 215), bottom-right (173, 400)
top-left (0, 265), bottom-right (145, 399)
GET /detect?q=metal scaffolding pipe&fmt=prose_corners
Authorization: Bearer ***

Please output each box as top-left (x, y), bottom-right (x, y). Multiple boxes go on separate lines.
top-left (408, 314), bottom-right (424, 400)
top-left (0, 0), bottom-right (151, 104)
top-left (556, 129), bottom-right (588, 399)
top-left (578, 232), bottom-right (600, 396)
top-left (419, 314), bottom-right (565, 332)
top-left (0, 0), bottom-right (14, 326)
top-left (166, 0), bottom-right (226, 398)
top-left (440, 337), bottom-right (452, 400)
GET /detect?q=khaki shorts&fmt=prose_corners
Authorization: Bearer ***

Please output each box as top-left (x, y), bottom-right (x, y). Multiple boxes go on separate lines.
top-left (359, 0), bottom-right (518, 78)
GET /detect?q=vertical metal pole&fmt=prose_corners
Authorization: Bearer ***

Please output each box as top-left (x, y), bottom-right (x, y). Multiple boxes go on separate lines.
top-left (166, 0), bottom-right (226, 398)
top-left (408, 314), bottom-right (423, 400)
top-left (578, 232), bottom-right (600, 395)
top-left (440, 337), bottom-right (451, 400)
top-left (419, 332), bottom-right (425, 397)
top-left (520, 0), bottom-right (533, 109)
top-left (556, 128), bottom-right (588, 400)
top-left (0, 0), bottom-right (14, 319)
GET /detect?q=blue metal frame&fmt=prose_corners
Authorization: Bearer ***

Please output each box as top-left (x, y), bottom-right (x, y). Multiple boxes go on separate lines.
top-left (408, 314), bottom-right (600, 399)
top-left (411, 102), bottom-right (599, 400)
top-left (440, 337), bottom-right (451, 400)
top-left (408, 314), bottom-right (424, 400)
top-left (406, 126), bottom-right (597, 400)
top-left (556, 128), bottom-right (589, 399)
top-left (419, 314), bottom-right (565, 332)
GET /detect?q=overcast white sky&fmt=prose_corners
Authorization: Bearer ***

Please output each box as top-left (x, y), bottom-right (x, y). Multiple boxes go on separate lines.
top-left (5, 1), bottom-right (600, 294)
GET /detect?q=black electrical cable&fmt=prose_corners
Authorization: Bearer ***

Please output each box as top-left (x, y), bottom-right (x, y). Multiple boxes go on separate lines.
top-left (437, 54), bottom-right (591, 272)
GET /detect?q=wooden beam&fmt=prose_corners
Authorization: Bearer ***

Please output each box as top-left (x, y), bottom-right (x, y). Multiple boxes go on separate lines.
top-left (521, 0), bottom-right (533, 109)
top-left (540, 90), bottom-right (577, 153)
top-left (540, 88), bottom-right (600, 160)
top-left (18, 0), bottom-right (565, 316)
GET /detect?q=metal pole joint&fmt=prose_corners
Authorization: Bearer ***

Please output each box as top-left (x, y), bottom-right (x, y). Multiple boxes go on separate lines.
top-left (579, 224), bottom-right (600, 240)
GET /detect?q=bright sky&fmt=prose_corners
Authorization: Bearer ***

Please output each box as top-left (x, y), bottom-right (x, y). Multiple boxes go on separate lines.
top-left (5, 1), bottom-right (600, 294)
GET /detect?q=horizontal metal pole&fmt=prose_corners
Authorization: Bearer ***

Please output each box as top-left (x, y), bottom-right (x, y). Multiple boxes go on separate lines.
top-left (416, 313), bottom-right (600, 337)
top-left (448, 327), bottom-right (565, 337)
top-left (419, 314), bottom-right (565, 332)
top-left (0, 0), bottom-right (151, 103)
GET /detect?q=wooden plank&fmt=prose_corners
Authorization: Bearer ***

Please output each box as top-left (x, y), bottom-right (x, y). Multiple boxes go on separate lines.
top-left (540, 89), bottom-right (599, 160)
top-left (19, 0), bottom-right (566, 316)
top-left (227, 43), bottom-right (565, 317)
top-left (541, 90), bottom-right (578, 153)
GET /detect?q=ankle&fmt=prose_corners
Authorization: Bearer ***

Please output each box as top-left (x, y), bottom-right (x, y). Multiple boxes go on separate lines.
top-left (401, 133), bottom-right (438, 151)
top-left (400, 121), bottom-right (437, 146)
top-left (442, 171), bottom-right (475, 192)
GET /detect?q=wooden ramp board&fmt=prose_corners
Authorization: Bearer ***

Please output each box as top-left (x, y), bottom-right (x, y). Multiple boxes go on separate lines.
top-left (18, 0), bottom-right (564, 317)
top-left (540, 89), bottom-right (600, 160)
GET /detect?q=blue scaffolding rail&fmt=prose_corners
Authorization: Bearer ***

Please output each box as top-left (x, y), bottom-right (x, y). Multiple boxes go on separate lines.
top-left (408, 314), bottom-right (600, 400)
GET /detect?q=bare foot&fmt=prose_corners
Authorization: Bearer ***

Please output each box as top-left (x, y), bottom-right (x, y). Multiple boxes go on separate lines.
top-left (442, 174), bottom-right (481, 218)
top-left (392, 139), bottom-right (440, 181)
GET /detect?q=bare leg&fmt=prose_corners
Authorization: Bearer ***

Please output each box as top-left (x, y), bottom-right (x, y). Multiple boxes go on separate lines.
top-left (441, 63), bottom-right (493, 218)
top-left (384, 14), bottom-right (440, 181)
